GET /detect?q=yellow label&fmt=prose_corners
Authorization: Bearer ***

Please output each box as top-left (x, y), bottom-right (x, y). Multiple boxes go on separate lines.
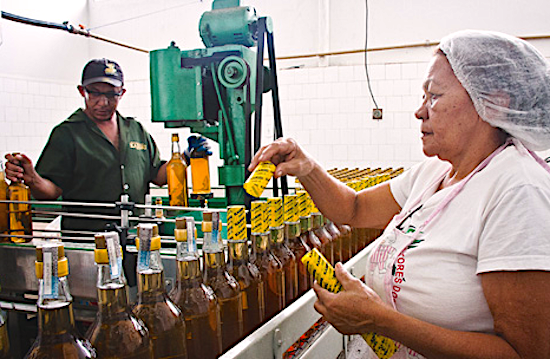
top-left (243, 161), bottom-right (276, 197)
top-left (302, 248), bottom-right (397, 359)
top-left (268, 197), bottom-right (283, 228)
top-left (284, 194), bottom-right (299, 223)
top-left (251, 201), bottom-right (268, 233)
top-left (228, 205), bottom-right (247, 240)
top-left (297, 191), bottom-right (309, 217)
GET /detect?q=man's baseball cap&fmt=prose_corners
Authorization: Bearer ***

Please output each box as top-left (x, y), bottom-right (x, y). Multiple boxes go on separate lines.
top-left (81, 58), bottom-right (124, 87)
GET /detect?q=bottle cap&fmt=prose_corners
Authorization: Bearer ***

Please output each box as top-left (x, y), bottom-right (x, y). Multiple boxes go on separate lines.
top-left (227, 205), bottom-right (247, 241)
top-left (284, 194), bottom-right (299, 223)
top-left (297, 190), bottom-right (309, 218)
top-left (251, 201), bottom-right (268, 234)
top-left (268, 197), bottom-right (283, 228)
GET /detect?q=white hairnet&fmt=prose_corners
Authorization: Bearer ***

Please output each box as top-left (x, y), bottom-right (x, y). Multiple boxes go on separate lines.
top-left (439, 30), bottom-right (550, 151)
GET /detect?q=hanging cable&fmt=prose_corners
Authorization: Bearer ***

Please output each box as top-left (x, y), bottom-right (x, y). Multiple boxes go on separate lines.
top-left (364, 0), bottom-right (379, 110)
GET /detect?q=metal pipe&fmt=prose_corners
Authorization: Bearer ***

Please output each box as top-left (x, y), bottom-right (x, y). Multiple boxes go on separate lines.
top-left (272, 34), bottom-right (550, 61)
top-left (0, 199), bottom-right (116, 208)
top-left (1, 11), bottom-right (149, 54)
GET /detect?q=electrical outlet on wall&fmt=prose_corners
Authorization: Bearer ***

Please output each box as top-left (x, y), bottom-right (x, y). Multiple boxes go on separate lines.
top-left (372, 108), bottom-right (383, 120)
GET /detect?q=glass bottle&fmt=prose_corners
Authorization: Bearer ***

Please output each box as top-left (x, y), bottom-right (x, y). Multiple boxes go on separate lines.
top-left (189, 145), bottom-right (212, 197)
top-left (86, 232), bottom-right (153, 358)
top-left (8, 178), bottom-right (32, 243)
top-left (0, 310), bottom-right (10, 359)
top-left (133, 224), bottom-right (187, 359)
top-left (169, 217), bottom-right (222, 359)
top-left (285, 194), bottom-right (310, 296)
top-left (250, 201), bottom-right (284, 320)
top-left (297, 191), bottom-right (322, 261)
top-left (312, 212), bottom-right (334, 265)
top-left (337, 223), bottom-right (353, 262)
top-left (167, 133), bottom-right (189, 207)
top-left (0, 161), bottom-right (8, 239)
top-left (268, 197), bottom-right (297, 306)
top-left (226, 206), bottom-right (265, 336)
top-left (325, 217), bottom-right (342, 264)
top-left (202, 211), bottom-right (243, 352)
top-left (25, 242), bottom-right (96, 358)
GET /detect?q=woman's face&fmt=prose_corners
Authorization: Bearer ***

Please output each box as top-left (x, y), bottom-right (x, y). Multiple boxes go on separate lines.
top-left (415, 53), bottom-right (483, 162)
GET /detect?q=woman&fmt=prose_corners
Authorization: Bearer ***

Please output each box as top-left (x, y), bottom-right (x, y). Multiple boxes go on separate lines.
top-left (249, 30), bottom-right (550, 358)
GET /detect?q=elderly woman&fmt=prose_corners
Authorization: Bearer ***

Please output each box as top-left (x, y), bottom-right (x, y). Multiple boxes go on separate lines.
top-left (249, 30), bottom-right (550, 358)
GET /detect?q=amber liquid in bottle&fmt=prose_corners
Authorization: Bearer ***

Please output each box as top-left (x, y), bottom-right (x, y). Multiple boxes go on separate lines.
top-left (312, 213), bottom-right (334, 265)
top-left (133, 224), bottom-right (187, 359)
top-left (190, 156), bottom-right (211, 195)
top-left (287, 220), bottom-right (311, 296)
top-left (203, 252), bottom-right (243, 352)
top-left (170, 217), bottom-right (222, 359)
top-left (171, 260), bottom-right (222, 359)
top-left (0, 162), bottom-right (9, 238)
top-left (202, 212), bottom-right (243, 352)
top-left (86, 233), bottom-right (152, 359)
top-left (25, 245), bottom-right (96, 359)
top-left (251, 232), bottom-right (285, 320)
top-left (325, 218), bottom-right (342, 263)
top-left (227, 240), bottom-right (265, 336)
top-left (8, 181), bottom-right (32, 243)
top-left (167, 133), bottom-right (189, 207)
top-left (270, 226), bottom-right (297, 306)
top-left (337, 223), bottom-right (353, 262)
top-left (88, 288), bottom-right (152, 358)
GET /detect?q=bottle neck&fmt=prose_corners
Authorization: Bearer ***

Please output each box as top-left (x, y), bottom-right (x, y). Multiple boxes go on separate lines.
top-left (175, 257), bottom-right (203, 285)
top-left (312, 214), bottom-right (323, 230)
top-left (137, 249), bottom-right (164, 274)
top-left (96, 264), bottom-right (129, 315)
top-left (38, 275), bottom-right (72, 309)
top-left (252, 233), bottom-right (270, 254)
top-left (202, 228), bottom-right (222, 253)
top-left (171, 140), bottom-right (181, 156)
top-left (204, 251), bottom-right (227, 278)
top-left (227, 240), bottom-right (249, 264)
top-left (270, 226), bottom-right (284, 245)
top-left (300, 216), bottom-right (312, 233)
top-left (136, 250), bottom-right (166, 300)
top-left (284, 222), bottom-right (300, 240)
top-left (37, 276), bottom-right (76, 336)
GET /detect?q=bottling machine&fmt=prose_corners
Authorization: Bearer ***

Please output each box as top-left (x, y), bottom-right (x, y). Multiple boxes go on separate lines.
top-left (150, 0), bottom-right (288, 207)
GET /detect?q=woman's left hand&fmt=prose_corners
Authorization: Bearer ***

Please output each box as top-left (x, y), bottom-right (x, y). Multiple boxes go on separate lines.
top-left (313, 263), bottom-right (392, 335)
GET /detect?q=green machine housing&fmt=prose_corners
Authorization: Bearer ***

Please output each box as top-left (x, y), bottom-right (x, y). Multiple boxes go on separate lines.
top-left (150, 0), bottom-right (281, 207)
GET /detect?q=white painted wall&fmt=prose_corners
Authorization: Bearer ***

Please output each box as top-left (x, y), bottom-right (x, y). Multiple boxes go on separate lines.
top-left (2, 0), bottom-right (550, 185)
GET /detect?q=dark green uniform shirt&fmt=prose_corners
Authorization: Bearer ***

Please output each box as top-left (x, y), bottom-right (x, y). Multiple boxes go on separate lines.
top-left (36, 109), bottom-right (163, 232)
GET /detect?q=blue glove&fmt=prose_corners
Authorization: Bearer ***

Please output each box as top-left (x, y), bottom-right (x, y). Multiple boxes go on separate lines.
top-left (184, 136), bottom-right (212, 163)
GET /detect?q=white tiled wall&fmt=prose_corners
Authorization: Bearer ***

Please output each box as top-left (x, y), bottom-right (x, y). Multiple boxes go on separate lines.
top-left (4, 52), bottom-right (550, 183)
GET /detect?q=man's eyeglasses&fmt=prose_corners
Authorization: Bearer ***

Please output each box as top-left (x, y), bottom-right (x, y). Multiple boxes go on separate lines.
top-left (84, 87), bottom-right (124, 101)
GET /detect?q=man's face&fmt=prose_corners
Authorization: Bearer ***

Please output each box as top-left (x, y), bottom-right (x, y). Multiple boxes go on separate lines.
top-left (78, 82), bottom-right (125, 122)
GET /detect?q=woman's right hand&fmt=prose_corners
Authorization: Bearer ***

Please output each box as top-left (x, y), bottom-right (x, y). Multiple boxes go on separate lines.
top-left (248, 137), bottom-right (316, 178)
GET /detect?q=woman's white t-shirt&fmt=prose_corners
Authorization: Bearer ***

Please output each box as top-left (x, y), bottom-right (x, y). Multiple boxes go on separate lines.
top-left (364, 145), bottom-right (550, 358)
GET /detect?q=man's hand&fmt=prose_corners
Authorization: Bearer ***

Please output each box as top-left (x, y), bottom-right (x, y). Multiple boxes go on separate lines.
top-left (4, 153), bottom-right (62, 200)
top-left (184, 136), bottom-right (212, 164)
top-left (4, 153), bottom-right (37, 185)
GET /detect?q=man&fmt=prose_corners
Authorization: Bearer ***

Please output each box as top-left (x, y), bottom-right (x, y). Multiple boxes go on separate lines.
top-left (5, 58), bottom-right (168, 232)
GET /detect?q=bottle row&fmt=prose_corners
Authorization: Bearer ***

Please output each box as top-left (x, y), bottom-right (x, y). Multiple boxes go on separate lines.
top-left (4, 191), bottom-right (382, 359)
